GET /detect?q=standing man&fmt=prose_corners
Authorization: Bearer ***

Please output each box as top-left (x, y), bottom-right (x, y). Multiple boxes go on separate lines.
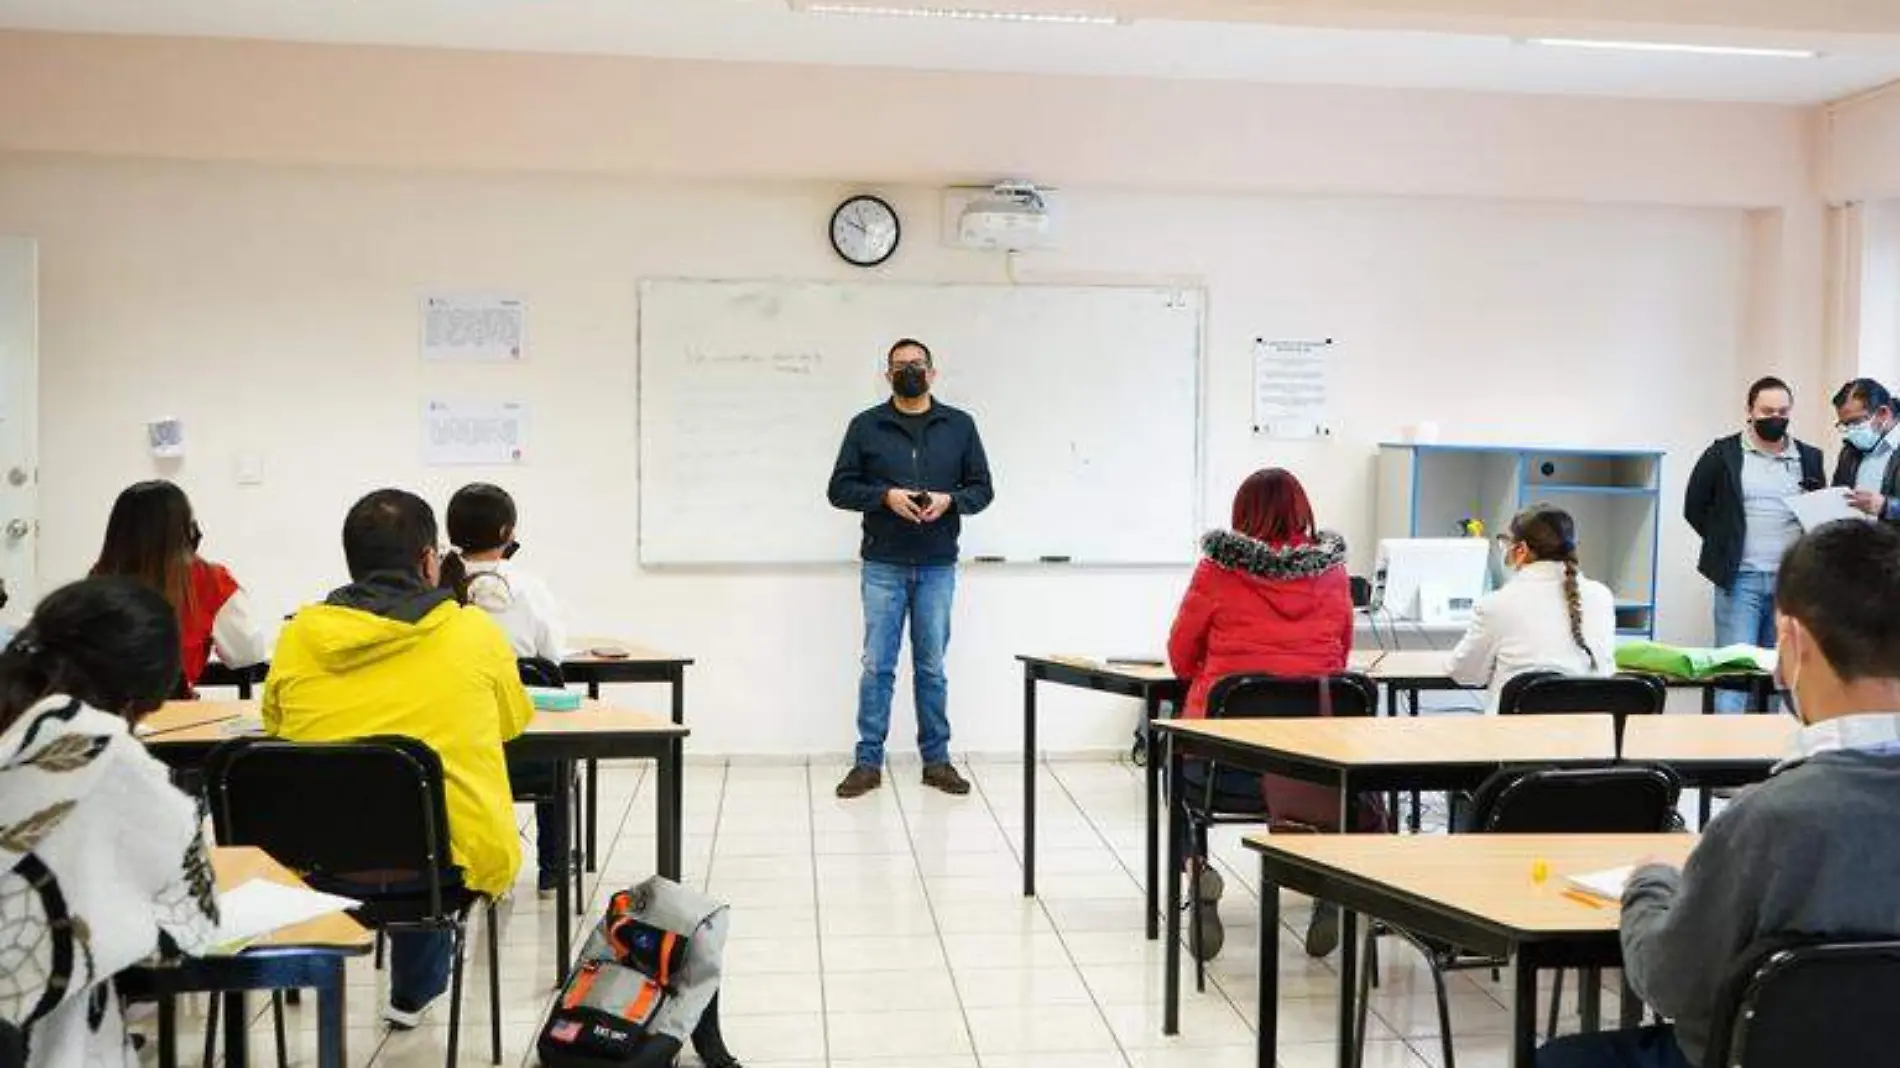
top-left (827, 339), bottom-right (994, 799)
top-left (1684, 376), bottom-right (1825, 712)
top-left (1831, 377), bottom-right (1900, 523)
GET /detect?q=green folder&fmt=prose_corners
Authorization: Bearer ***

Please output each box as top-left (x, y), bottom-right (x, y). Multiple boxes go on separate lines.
top-left (1614, 641), bottom-right (1774, 680)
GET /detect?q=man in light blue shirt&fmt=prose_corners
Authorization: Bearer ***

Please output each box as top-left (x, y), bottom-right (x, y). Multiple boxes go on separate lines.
top-left (1832, 378), bottom-right (1900, 523)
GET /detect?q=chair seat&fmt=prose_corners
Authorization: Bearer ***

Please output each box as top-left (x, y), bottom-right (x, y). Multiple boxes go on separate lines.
top-left (1176, 760), bottom-right (1268, 817)
top-left (306, 872), bottom-right (482, 928)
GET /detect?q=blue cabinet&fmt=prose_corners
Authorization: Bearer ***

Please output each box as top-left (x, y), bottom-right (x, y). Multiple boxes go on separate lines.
top-left (1375, 444), bottom-right (1664, 637)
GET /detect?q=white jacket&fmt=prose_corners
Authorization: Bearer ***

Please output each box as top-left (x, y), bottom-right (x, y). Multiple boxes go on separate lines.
top-left (1445, 560), bottom-right (1618, 712)
top-left (460, 558), bottom-right (567, 663)
top-left (0, 696), bottom-right (220, 1067)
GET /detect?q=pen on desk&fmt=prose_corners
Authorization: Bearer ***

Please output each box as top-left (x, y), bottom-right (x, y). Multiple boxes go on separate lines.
top-left (1561, 890), bottom-right (1608, 910)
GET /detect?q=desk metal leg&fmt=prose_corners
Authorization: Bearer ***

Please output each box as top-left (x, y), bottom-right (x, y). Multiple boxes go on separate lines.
top-left (1023, 668), bottom-right (1038, 899)
top-left (1335, 773), bottom-right (1358, 1068)
top-left (1619, 975), bottom-right (1643, 1028)
top-left (1406, 687), bottom-right (1423, 832)
top-left (553, 761), bottom-right (574, 987)
top-left (1258, 855), bottom-right (1280, 1068)
top-left (584, 760), bottom-right (599, 874)
top-left (1578, 967), bottom-right (1602, 1032)
top-left (222, 991), bottom-right (248, 1068)
top-left (157, 994), bottom-right (178, 1068)
top-left (1144, 693), bottom-right (1161, 941)
top-left (658, 738), bottom-right (683, 880)
top-left (1509, 953), bottom-right (1538, 1068)
top-left (1163, 735), bottom-right (1184, 1036)
top-left (314, 958), bottom-right (348, 1068)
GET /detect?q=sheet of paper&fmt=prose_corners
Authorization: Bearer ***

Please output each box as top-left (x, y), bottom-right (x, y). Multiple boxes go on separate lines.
top-left (1252, 338), bottom-right (1335, 440)
top-left (1565, 865), bottom-right (1634, 901)
top-left (422, 400), bottom-right (529, 466)
top-left (212, 879), bottom-right (360, 951)
top-left (1709, 644), bottom-right (1777, 674)
top-left (420, 292), bottom-right (526, 362)
top-left (1787, 487), bottom-right (1868, 531)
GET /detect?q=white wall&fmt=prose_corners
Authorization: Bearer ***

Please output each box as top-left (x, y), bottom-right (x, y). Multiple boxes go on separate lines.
top-left (0, 155), bottom-right (1765, 756)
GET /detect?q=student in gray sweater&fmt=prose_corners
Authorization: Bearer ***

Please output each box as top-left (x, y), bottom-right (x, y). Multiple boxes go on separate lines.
top-left (1539, 519), bottom-right (1900, 1068)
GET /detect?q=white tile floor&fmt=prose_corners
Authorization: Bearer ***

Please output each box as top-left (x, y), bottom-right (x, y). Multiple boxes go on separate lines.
top-left (142, 757), bottom-right (1624, 1067)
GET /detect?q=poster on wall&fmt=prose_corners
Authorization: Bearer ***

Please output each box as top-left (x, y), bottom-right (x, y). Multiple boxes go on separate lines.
top-left (421, 291), bottom-right (527, 362)
top-left (423, 400), bottom-right (529, 465)
top-left (1252, 337), bottom-right (1335, 439)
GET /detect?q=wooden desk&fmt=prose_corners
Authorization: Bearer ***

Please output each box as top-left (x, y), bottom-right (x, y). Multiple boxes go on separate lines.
top-left (1623, 713), bottom-right (1794, 822)
top-left (136, 701), bottom-right (245, 739)
top-left (144, 699), bottom-right (688, 984)
top-left (1150, 713), bottom-right (1619, 1036)
top-left (129, 847), bottom-right (371, 1068)
top-left (1245, 833), bottom-right (1695, 1068)
top-left (560, 638), bottom-right (693, 873)
top-left (1014, 651), bottom-right (1387, 942)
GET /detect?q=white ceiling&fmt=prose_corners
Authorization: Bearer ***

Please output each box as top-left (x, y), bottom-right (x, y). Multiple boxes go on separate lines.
top-left (2, 0), bottom-right (1899, 104)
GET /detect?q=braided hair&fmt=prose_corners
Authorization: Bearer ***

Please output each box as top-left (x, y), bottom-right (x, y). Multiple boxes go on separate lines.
top-left (1507, 504), bottom-right (1596, 671)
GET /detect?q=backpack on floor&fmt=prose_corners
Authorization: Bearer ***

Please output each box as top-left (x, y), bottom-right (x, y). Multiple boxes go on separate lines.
top-left (536, 876), bottom-right (741, 1068)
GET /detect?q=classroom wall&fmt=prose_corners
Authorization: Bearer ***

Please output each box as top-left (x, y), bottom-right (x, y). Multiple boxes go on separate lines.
top-left (0, 155), bottom-right (1780, 756)
top-left (1827, 85), bottom-right (1900, 201)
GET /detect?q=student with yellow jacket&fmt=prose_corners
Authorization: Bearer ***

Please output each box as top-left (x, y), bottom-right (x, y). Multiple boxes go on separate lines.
top-left (264, 488), bottom-right (534, 1029)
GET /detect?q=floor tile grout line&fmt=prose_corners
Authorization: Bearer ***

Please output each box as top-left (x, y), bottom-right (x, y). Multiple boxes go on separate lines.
top-left (698, 759), bottom-right (734, 892)
top-left (963, 759), bottom-right (1137, 1068)
top-left (803, 760), bottom-right (835, 1068)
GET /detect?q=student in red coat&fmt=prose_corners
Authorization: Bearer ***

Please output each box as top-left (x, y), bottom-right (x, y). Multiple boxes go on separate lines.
top-left (91, 480), bottom-right (269, 694)
top-left (1168, 467), bottom-right (1375, 959)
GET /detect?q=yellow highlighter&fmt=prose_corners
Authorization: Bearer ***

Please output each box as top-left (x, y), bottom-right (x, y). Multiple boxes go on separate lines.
top-left (1531, 859), bottom-right (1550, 884)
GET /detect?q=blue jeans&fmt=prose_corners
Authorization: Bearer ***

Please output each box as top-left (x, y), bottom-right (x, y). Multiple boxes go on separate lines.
top-left (389, 929), bottom-right (454, 1010)
top-left (1712, 569), bottom-right (1777, 713)
top-left (1537, 1025), bottom-right (1692, 1068)
top-left (855, 562), bottom-right (956, 768)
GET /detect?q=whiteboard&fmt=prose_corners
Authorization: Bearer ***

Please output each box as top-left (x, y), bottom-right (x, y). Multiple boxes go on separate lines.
top-left (637, 279), bottom-right (1202, 566)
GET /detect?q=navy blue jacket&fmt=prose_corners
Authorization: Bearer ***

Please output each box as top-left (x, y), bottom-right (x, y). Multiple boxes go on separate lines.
top-left (827, 400), bottom-right (994, 565)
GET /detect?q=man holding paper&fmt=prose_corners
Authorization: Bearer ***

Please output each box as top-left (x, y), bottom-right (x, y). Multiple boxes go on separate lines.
top-left (1831, 377), bottom-right (1900, 522)
top-left (1683, 377), bottom-right (1825, 712)
top-left (1537, 521), bottom-right (1900, 1068)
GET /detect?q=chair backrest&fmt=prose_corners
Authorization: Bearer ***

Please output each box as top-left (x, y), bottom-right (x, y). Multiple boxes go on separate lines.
top-left (518, 657), bottom-right (566, 688)
top-left (1464, 763), bottom-right (1681, 834)
top-left (202, 735), bottom-right (456, 914)
top-left (0, 1019), bottom-right (23, 1068)
top-left (1205, 672), bottom-right (1379, 721)
top-left (1499, 672), bottom-right (1665, 752)
top-left (1707, 937), bottom-right (1900, 1067)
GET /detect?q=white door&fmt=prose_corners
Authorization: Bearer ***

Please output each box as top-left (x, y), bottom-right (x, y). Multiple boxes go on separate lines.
top-left (0, 238), bottom-right (37, 625)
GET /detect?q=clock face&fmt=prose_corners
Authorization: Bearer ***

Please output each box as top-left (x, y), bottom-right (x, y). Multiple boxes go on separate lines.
top-left (830, 195), bottom-right (901, 267)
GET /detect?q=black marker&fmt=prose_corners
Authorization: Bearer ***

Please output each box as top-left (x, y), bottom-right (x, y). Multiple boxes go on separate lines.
top-left (1039, 555), bottom-right (1072, 564)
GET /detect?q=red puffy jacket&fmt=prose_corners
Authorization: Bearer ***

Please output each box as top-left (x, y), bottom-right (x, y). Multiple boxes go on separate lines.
top-left (1168, 529), bottom-right (1353, 718)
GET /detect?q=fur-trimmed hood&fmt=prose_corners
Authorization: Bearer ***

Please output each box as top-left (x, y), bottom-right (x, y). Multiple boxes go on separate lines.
top-left (1200, 529), bottom-right (1347, 580)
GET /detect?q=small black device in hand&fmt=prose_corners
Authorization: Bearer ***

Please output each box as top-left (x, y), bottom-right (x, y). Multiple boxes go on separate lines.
top-left (910, 491), bottom-right (931, 509)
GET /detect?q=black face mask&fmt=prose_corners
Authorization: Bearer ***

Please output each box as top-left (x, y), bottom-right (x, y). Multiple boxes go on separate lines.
top-left (1754, 417), bottom-right (1790, 443)
top-left (892, 364), bottom-right (930, 400)
top-left (188, 521), bottom-right (204, 551)
top-left (502, 540), bottom-right (521, 560)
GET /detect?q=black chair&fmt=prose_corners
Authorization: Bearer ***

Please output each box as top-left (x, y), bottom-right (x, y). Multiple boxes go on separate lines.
top-left (514, 658), bottom-right (586, 912)
top-left (203, 735), bottom-right (503, 1067)
top-left (1705, 937), bottom-right (1900, 1067)
top-left (0, 1020), bottom-right (23, 1068)
top-left (1177, 672), bottom-right (1379, 988)
top-left (1498, 672), bottom-right (1666, 754)
top-left (1354, 763), bottom-right (1681, 1068)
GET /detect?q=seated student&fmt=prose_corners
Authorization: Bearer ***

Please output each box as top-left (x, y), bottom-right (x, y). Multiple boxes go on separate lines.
top-left (0, 578), bottom-right (221, 1066)
top-left (1538, 520), bottom-right (1900, 1068)
top-left (440, 482), bottom-right (568, 895)
top-left (1446, 504), bottom-right (1616, 711)
top-left (90, 480), bottom-right (269, 693)
top-left (1168, 467), bottom-right (1376, 959)
top-left (264, 489), bottom-right (533, 1028)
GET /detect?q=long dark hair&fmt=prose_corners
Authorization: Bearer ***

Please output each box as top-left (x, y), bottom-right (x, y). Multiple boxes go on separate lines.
top-left (1508, 504), bottom-right (1596, 671)
top-left (440, 483), bottom-right (518, 605)
top-left (91, 480), bottom-right (201, 615)
top-left (0, 578), bottom-right (183, 734)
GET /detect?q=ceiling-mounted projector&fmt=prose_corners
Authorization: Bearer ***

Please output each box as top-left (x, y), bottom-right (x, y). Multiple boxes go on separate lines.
top-left (957, 182), bottom-right (1053, 251)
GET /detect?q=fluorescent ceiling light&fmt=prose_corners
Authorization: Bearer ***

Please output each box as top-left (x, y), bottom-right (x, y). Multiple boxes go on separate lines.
top-left (1525, 37), bottom-right (1820, 59)
top-left (798, 4), bottom-right (1123, 26)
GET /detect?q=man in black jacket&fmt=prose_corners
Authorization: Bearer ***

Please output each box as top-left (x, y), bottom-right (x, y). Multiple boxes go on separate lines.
top-left (1683, 376), bottom-right (1824, 712)
top-left (1831, 377), bottom-right (1900, 523)
top-left (826, 339), bottom-right (994, 799)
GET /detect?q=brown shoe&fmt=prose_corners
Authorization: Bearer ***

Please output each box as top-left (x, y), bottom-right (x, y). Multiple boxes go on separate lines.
top-left (835, 765), bottom-right (882, 799)
top-left (921, 763), bottom-right (971, 796)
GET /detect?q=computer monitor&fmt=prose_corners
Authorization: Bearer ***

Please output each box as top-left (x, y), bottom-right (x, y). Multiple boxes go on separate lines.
top-left (1371, 537), bottom-right (1492, 623)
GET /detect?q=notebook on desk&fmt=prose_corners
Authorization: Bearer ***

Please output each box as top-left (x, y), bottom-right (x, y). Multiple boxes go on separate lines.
top-left (1566, 865), bottom-right (1634, 901)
